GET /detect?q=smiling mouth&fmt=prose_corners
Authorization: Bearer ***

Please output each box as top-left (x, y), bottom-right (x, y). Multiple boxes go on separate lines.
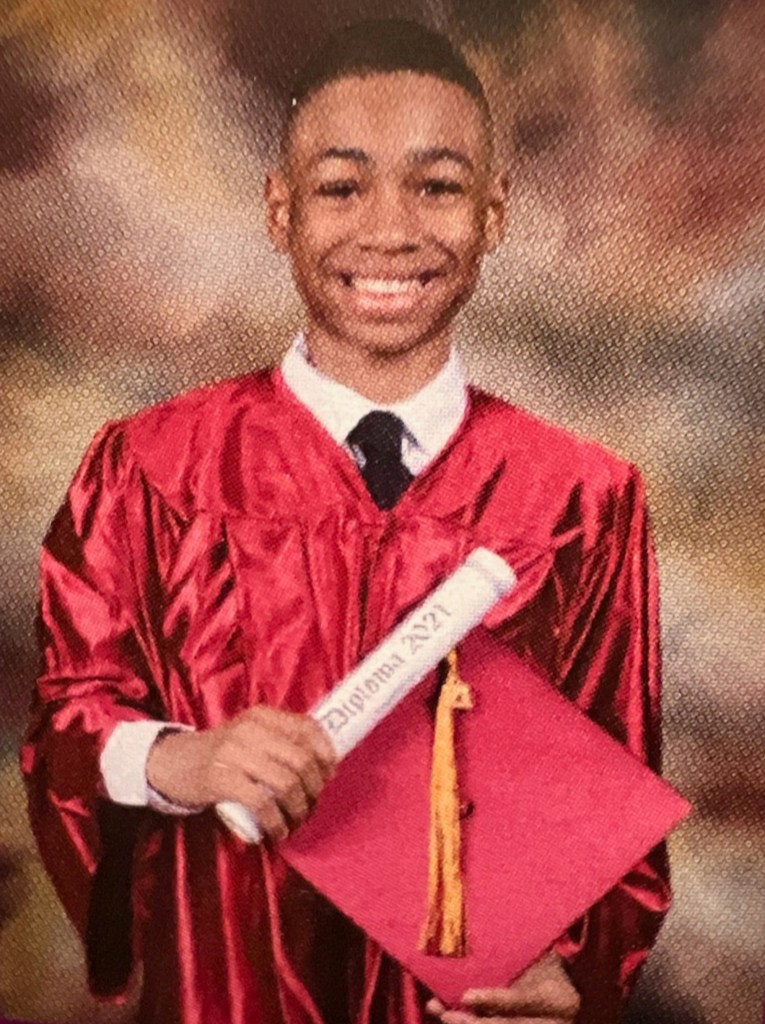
top-left (339, 271), bottom-right (440, 292)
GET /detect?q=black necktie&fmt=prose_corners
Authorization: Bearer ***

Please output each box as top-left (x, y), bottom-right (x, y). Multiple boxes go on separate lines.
top-left (347, 410), bottom-right (414, 509)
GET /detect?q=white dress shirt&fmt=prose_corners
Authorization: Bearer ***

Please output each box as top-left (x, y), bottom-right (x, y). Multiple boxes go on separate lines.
top-left (100, 334), bottom-right (468, 811)
top-left (281, 332), bottom-right (467, 475)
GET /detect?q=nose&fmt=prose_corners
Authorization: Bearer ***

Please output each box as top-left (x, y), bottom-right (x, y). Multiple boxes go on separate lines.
top-left (356, 181), bottom-right (419, 254)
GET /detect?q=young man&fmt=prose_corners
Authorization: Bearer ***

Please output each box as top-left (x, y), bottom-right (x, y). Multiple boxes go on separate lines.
top-left (22, 19), bottom-right (670, 1024)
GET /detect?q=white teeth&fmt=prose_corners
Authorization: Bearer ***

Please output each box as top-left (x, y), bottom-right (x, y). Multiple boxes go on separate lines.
top-left (352, 278), bottom-right (421, 294)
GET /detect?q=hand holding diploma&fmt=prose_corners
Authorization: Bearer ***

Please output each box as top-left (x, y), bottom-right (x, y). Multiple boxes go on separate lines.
top-left (216, 548), bottom-right (515, 842)
top-left (146, 707), bottom-right (338, 841)
top-left (147, 548), bottom-right (515, 842)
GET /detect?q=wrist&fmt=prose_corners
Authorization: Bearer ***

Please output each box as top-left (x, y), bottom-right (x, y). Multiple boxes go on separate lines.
top-left (146, 729), bottom-right (206, 810)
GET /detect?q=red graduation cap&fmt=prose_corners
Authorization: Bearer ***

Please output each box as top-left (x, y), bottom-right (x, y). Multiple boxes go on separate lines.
top-left (281, 626), bottom-right (690, 1005)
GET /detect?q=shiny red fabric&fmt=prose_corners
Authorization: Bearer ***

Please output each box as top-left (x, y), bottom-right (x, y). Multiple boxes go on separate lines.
top-left (21, 368), bottom-right (670, 1024)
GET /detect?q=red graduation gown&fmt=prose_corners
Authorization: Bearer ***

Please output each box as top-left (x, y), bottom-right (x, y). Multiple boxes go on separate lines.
top-left (21, 367), bottom-right (670, 1024)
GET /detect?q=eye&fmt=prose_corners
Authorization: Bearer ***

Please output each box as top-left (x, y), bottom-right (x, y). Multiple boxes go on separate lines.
top-left (420, 178), bottom-right (465, 197)
top-left (316, 179), bottom-right (360, 199)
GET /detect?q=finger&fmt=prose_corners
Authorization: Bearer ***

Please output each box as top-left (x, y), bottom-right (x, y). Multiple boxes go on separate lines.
top-left (462, 985), bottom-right (578, 1017)
top-left (266, 740), bottom-right (326, 804)
top-left (222, 775), bottom-right (290, 842)
top-left (214, 741), bottom-right (307, 819)
top-left (460, 983), bottom-right (573, 1007)
top-left (426, 997), bottom-right (447, 1016)
top-left (443, 1016), bottom-right (568, 1024)
top-left (496, 1019), bottom-right (572, 1024)
top-left (303, 717), bottom-right (339, 772)
top-left (276, 718), bottom-right (338, 779)
top-left (246, 730), bottom-right (325, 806)
top-left (249, 707), bottom-right (338, 774)
top-left (244, 757), bottom-right (310, 824)
top-left (248, 787), bottom-right (290, 842)
top-left (229, 722), bottom-right (324, 805)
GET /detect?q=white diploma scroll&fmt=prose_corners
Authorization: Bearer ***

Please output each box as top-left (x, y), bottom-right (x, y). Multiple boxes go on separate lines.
top-left (216, 547), bottom-right (515, 843)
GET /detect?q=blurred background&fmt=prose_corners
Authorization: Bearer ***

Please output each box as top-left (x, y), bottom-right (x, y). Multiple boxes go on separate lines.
top-left (0, 0), bottom-right (763, 1020)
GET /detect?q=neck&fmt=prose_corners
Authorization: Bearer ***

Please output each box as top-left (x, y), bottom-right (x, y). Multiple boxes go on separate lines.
top-left (304, 326), bottom-right (453, 404)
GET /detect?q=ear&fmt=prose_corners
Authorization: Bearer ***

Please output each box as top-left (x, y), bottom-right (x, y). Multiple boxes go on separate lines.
top-left (482, 170), bottom-right (509, 253)
top-left (265, 170), bottom-right (292, 253)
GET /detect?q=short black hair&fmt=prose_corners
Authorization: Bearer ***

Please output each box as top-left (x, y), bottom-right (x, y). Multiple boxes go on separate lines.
top-left (286, 19), bottom-right (491, 132)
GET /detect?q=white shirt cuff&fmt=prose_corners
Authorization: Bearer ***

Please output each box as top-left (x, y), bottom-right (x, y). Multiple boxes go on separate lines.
top-left (100, 719), bottom-right (200, 815)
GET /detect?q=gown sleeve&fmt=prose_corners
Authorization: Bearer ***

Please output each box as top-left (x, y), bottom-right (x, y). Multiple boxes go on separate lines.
top-left (20, 421), bottom-right (168, 1000)
top-left (552, 465), bottom-right (671, 1022)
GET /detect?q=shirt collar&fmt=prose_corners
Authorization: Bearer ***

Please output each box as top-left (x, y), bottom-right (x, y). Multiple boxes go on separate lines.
top-left (280, 332), bottom-right (467, 470)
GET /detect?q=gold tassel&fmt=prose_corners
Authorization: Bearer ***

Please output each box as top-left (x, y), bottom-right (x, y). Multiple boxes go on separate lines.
top-left (419, 649), bottom-right (473, 957)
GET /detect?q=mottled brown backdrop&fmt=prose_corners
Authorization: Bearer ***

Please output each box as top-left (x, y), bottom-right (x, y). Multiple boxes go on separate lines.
top-left (1, 1), bottom-right (763, 1021)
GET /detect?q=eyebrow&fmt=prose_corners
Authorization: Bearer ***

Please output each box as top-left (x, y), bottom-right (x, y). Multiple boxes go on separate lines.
top-left (312, 147), bottom-right (370, 166)
top-left (408, 147), bottom-right (475, 171)
top-left (310, 145), bottom-right (475, 172)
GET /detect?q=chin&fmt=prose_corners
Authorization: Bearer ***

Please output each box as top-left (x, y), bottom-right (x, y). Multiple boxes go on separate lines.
top-left (342, 319), bottom-right (449, 358)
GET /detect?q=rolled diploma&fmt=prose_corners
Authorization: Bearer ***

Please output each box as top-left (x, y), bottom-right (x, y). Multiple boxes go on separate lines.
top-left (216, 547), bottom-right (516, 843)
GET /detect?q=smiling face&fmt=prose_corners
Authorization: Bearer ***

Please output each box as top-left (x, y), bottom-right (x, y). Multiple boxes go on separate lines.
top-left (267, 72), bottom-right (506, 360)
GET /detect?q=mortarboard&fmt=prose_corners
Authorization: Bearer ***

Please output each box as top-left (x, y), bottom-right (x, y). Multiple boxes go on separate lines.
top-left (281, 625), bottom-right (690, 1005)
